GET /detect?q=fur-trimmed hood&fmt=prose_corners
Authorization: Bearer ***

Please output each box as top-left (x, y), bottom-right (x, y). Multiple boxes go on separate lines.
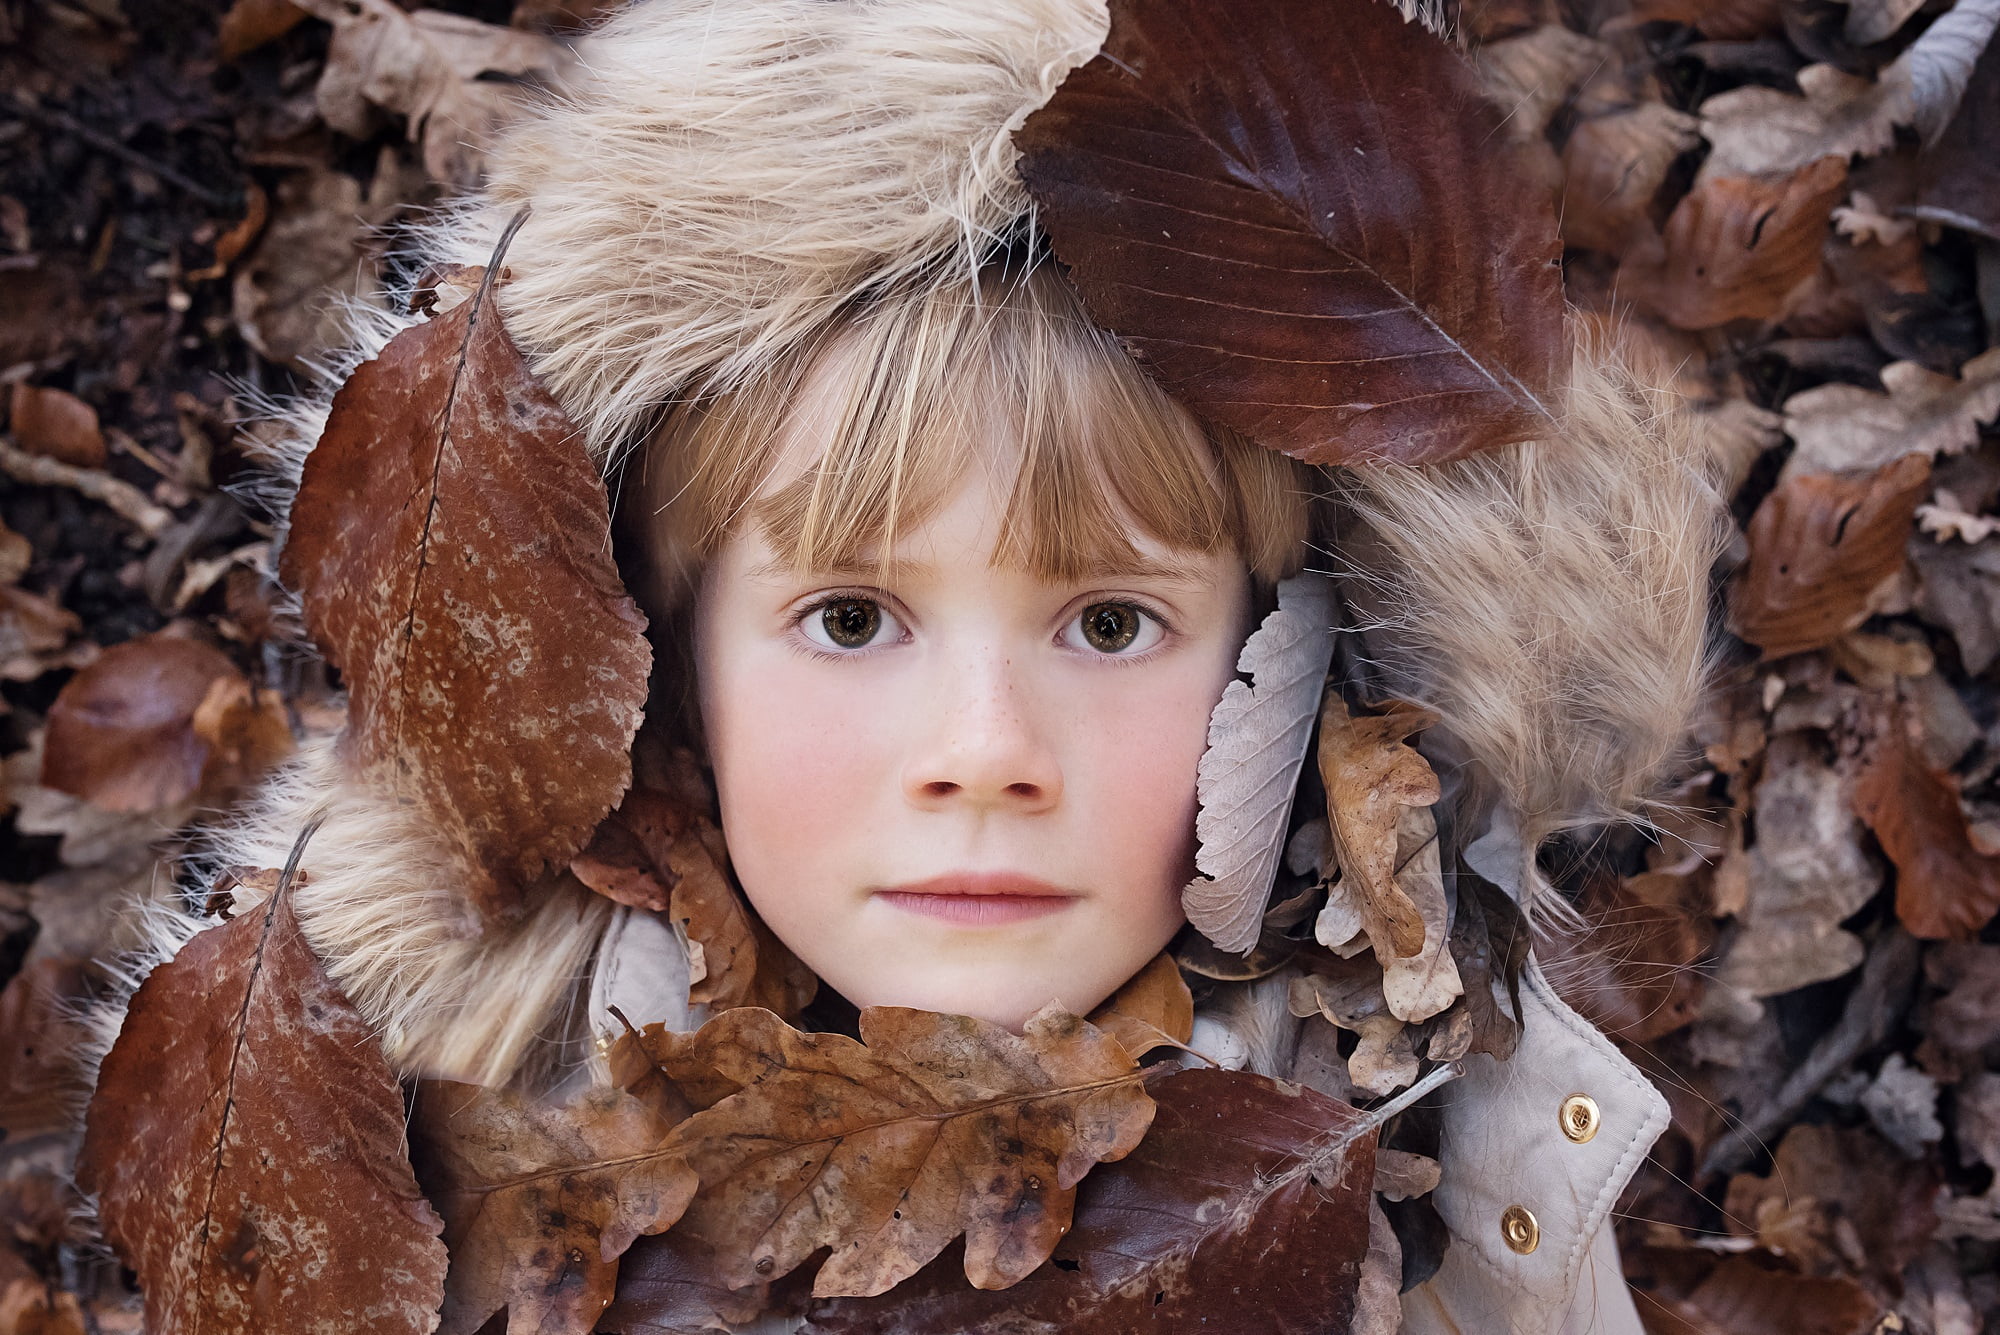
top-left (111, 0), bottom-right (1723, 1103)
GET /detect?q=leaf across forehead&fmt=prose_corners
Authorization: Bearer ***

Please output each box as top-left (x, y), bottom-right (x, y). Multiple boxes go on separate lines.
top-left (1015, 0), bottom-right (1569, 466)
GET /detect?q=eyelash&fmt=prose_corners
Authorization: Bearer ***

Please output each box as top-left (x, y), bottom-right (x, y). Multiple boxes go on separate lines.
top-left (783, 591), bottom-right (1179, 663)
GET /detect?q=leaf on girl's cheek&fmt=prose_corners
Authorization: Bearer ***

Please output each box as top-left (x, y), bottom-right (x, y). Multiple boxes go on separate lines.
top-left (800, 1067), bottom-right (1378, 1334)
top-left (1180, 572), bottom-right (1335, 956)
top-left (78, 879), bottom-right (448, 1335)
top-left (281, 260), bottom-right (652, 926)
top-left (408, 1080), bottom-right (696, 1335)
top-left (1014, 0), bottom-right (1569, 468)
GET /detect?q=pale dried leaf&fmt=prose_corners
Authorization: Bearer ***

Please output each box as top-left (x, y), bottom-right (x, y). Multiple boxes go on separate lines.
top-left (1183, 572), bottom-right (1335, 953)
top-left (1560, 102), bottom-right (1703, 255)
top-left (1843, 0), bottom-right (1928, 45)
top-left (1918, 488), bottom-right (2000, 543)
top-left (1376, 805), bottom-right (1463, 1022)
top-left (1476, 26), bottom-right (1613, 142)
top-left (1314, 696), bottom-right (1441, 965)
top-left (1782, 346), bottom-right (2000, 477)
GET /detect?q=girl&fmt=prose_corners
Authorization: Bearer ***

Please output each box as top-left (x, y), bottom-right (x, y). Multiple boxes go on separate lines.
top-left (88, 0), bottom-right (1725, 1331)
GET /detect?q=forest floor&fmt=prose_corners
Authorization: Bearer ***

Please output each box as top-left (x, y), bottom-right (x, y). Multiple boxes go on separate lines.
top-left (3, 0), bottom-right (1999, 1332)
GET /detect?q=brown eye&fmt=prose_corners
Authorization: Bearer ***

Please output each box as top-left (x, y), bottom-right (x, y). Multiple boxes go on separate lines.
top-left (819, 598), bottom-right (881, 648)
top-left (1080, 602), bottom-right (1141, 653)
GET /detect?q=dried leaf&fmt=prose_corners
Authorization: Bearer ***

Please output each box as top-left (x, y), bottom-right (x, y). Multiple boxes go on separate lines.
top-left (190, 674), bottom-right (295, 803)
top-left (1623, 0), bottom-right (1785, 38)
top-left (1850, 694), bottom-right (2000, 938)
top-left (77, 876), bottom-right (447, 1334)
top-left (8, 384), bottom-right (105, 468)
top-left (660, 1004), bottom-right (1153, 1298)
top-left (1086, 951), bottom-right (1195, 1060)
top-left (297, 0), bottom-right (565, 186)
top-left (1844, 0), bottom-right (1928, 44)
top-left (1724, 1122), bottom-right (1939, 1281)
top-left (230, 163), bottom-right (393, 369)
top-left (801, 1068), bottom-right (1377, 1335)
top-left (282, 262), bottom-right (652, 923)
top-left (1560, 103), bottom-right (1704, 256)
top-left (1181, 572), bottom-right (1334, 953)
top-left (1907, 30), bottom-right (2000, 241)
top-left (0, 958), bottom-right (88, 1140)
top-left (1313, 696), bottom-right (1441, 965)
top-left (411, 1080), bottom-right (696, 1335)
top-left (1015, 0), bottom-right (1568, 466)
top-left (1539, 866), bottom-right (1715, 1042)
top-left (1623, 156), bottom-right (1849, 329)
top-left (1475, 27), bottom-right (1613, 142)
top-left (1782, 347), bottom-right (2000, 477)
top-left (217, 0), bottom-right (306, 61)
top-left (1646, 1257), bottom-right (1881, 1335)
top-left (1729, 452), bottom-right (1932, 659)
top-left (40, 632), bottom-right (241, 812)
top-left (0, 586), bottom-right (81, 682)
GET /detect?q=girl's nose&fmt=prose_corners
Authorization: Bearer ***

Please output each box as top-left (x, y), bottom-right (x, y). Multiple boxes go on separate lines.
top-left (901, 657), bottom-right (1063, 813)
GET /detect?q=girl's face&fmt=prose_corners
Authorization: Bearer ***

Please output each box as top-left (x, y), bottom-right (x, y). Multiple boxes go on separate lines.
top-left (693, 471), bottom-right (1252, 1031)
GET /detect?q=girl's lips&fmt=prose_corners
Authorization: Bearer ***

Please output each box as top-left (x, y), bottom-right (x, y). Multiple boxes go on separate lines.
top-left (873, 872), bottom-right (1078, 925)
top-left (875, 892), bottom-right (1075, 925)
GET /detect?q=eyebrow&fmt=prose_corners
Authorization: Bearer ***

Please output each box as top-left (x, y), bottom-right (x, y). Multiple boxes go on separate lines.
top-left (745, 553), bottom-right (1220, 587)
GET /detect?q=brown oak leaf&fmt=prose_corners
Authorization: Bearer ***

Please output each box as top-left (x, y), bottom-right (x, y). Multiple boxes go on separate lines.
top-left (1086, 951), bottom-right (1195, 1060)
top-left (281, 261), bottom-right (652, 924)
top-left (410, 1080), bottom-right (696, 1335)
top-left (1849, 695), bottom-right (2000, 939)
top-left (801, 1068), bottom-right (1378, 1334)
top-left (1313, 696), bottom-right (1441, 963)
top-left (77, 871), bottom-right (447, 1334)
top-left (1782, 347), bottom-right (2000, 477)
top-left (1015, 0), bottom-right (1567, 466)
top-left (1559, 103), bottom-right (1704, 257)
top-left (39, 631), bottom-right (242, 812)
top-left (1623, 156), bottom-right (1848, 330)
top-left (1729, 452), bottom-right (1932, 659)
top-left (659, 1004), bottom-right (1154, 1298)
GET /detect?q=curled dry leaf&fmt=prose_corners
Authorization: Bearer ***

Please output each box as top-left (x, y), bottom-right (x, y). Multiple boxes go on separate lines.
top-left (660, 1004), bottom-right (1153, 1299)
top-left (7, 383), bottom-right (105, 468)
top-left (410, 1080), bottom-right (696, 1335)
top-left (1623, 156), bottom-right (1848, 330)
top-left (295, 0), bottom-right (566, 185)
top-left (801, 1068), bottom-right (1377, 1335)
top-left (190, 673), bottom-right (295, 803)
top-left (77, 875), bottom-right (447, 1334)
top-left (39, 631), bottom-right (242, 812)
top-left (1181, 572), bottom-right (1334, 953)
top-left (1849, 695), bottom-right (2000, 938)
top-left (282, 263), bottom-right (652, 924)
top-left (1475, 26), bottom-right (1614, 143)
top-left (1782, 347), bottom-right (2000, 477)
top-left (1729, 452), bottom-right (1932, 659)
top-left (1086, 951), bottom-right (1196, 1060)
top-left (1288, 955), bottom-right (1422, 1094)
top-left (1015, 0), bottom-right (1568, 466)
top-left (1313, 697), bottom-right (1461, 1021)
top-left (1560, 102), bottom-right (1704, 256)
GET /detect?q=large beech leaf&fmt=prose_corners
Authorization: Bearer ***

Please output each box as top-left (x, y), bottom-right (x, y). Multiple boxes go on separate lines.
top-left (800, 1068), bottom-right (1377, 1334)
top-left (1182, 572), bottom-right (1335, 954)
top-left (410, 1081), bottom-right (696, 1335)
top-left (77, 872), bottom-right (447, 1335)
top-left (1014, 0), bottom-right (1568, 466)
top-left (656, 1005), bottom-right (1154, 1299)
top-left (281, 262), bottom-right (651, 922)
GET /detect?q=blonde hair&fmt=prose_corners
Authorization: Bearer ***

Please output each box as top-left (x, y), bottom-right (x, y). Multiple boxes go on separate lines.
top-left (628, 261), bottom-right (1316, 618)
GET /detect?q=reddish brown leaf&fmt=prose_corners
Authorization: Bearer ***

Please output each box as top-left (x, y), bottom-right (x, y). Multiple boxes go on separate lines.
top-left (801, 1068), bottom-right (1377, 1334)
top-left (1728, 452), bottom-right (1932, 659)
top-left (1086, 951), bottom-right (1194, 1060)
top-left (410, 1080), bottom-right (696, 1335)
top-left (8, 384), bottom-right (105, 469)
top-left (1624, 156), bottom-right (1849, 329)
top-left (1850, 696), bottom-right (2000, 938)
top-left (216, 0), bottom-right (305, 61)
top-left (1622, 0), bottom-right (1784, 38)
top-left (77, 875), bottom-right (447, 1334)
top-left (40, 632), bottom-right (241, 812)
top-left (1014, 0), bottom-right (1568, 466)
top-left (190, 674), bottom-right (295, 803)
top-left (1540, 866), bottom-right (1715, 1043)
top-left (1559, 104), bottom-right (1703, 257)
top-left (282, 263), bottom-right (651, 923)
top-left (1723, 1123), bottom-right (1940, 1283)
top-left (659, 1005), bottom-right (1154, 1298)
top-left (1644, 1257), bottom-right (1880, 1335)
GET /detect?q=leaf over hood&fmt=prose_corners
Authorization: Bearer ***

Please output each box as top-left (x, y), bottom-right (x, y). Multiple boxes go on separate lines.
top-left (1015, 0), bottom-right (1569, 466)
top-left (1182, 572), bottom-right (1335, 954)
top-left (281, 261), bottom-right (652, 924)
top-left (78, 869), bottom-right (448, 1335)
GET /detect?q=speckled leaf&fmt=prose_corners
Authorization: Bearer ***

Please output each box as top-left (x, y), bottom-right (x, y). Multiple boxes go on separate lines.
top-left (801, 1068), bottom-right (1377, 1334)
top-left (78, 881), bottom-right (447, 1335)
top-left (281, 262), bottom-right (651, 923)
top-left (1015, 0), bottom-right (1568, 465)
top-left (1182, 573), bottom-right (1335, 954)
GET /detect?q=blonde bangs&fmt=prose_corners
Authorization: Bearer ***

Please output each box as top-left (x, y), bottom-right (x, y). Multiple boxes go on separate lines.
top-left (638, 263), bottom-right (1311, 606)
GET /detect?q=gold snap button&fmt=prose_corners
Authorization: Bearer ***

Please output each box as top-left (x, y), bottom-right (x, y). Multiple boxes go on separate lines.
top-left (1560, 1093), bottom-right (1601, 1144)
top-left (1501, 1204), bottom-right (1540, 1255)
